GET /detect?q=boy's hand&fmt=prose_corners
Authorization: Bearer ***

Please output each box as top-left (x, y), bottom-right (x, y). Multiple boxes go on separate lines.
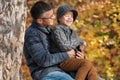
top-left (79, 41), bottom-right (87, 52)
top-left (83, 41), bottom-right (87, 46)
top-left (75, 51), bottom-right (85, 59)
top-left (79, 45), bottom-right (85, 52)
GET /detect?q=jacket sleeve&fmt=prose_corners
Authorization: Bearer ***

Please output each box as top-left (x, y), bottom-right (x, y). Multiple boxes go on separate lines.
top-left (71, 30), bottom-right (84, 45)
top-left (25, 32), bottom-right (69, 67)
top-left (51, 28), bottom-right (84, 52)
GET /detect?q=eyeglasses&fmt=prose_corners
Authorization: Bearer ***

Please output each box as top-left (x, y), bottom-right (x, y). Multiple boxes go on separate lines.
top-left (41, 14), bottom-right (54, 20)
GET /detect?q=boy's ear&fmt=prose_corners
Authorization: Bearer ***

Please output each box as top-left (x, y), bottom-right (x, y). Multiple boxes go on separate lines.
top-left (36, 18), bottom-right (43, 24)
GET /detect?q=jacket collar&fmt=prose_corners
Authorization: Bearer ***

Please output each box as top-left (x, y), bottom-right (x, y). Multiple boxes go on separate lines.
top-left (58, 24), bottom-right (71, 31)
top-left (31, 20), bottom-right (51, 34)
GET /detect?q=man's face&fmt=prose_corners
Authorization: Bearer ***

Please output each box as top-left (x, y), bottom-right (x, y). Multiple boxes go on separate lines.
top-left (41, 9), bottom-right (55, 27)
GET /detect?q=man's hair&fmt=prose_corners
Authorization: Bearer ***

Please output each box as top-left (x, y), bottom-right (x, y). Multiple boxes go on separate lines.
top-left (30, 1), bottom-right (52, 19)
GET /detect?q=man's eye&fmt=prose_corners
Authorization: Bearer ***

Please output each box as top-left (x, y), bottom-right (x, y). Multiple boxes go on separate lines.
top-left (65, 15), bottom-right (69, 17)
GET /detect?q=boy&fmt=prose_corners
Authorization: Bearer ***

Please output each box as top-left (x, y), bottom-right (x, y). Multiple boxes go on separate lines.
top-left (50, 5), bottom-right (99, 80)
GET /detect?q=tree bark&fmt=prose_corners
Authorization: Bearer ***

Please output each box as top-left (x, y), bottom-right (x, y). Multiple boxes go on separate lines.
top-left (0, 0), bottom-right (26, 80)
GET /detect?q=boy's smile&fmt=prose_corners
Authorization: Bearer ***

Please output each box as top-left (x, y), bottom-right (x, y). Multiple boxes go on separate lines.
top-left (59, 11), bottom-right (73, 27)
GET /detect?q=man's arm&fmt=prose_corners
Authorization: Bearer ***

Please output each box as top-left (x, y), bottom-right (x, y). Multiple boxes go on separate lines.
top-left (24, 33), bottom-right (74, 67)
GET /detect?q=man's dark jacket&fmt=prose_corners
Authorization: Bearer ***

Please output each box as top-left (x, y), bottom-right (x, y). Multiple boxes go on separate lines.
top-left (23, 21), bottom-right (69, 80)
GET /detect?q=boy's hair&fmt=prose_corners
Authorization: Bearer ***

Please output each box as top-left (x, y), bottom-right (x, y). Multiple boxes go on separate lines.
top-left (30, 1), bottom-right (52, 19)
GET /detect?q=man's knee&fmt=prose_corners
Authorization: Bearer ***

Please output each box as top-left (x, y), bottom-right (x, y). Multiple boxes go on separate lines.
top-left (42, 71), bottom-right (74, 80)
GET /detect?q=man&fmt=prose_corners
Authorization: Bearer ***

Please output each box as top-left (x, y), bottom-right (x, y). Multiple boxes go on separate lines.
top-left (23, 1), bottom-right (77, 80)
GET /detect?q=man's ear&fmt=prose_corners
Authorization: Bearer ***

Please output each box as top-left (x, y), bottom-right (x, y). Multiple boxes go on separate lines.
top-left (36, 18), bottom-right (43, 24)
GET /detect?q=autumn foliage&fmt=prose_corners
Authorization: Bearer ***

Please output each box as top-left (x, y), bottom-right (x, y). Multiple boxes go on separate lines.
top-left (22, 0), bottom-right (120, 80)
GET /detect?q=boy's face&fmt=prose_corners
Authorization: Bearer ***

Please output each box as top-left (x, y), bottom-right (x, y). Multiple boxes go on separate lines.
top-left (59, 11), bottom-right (73, 27)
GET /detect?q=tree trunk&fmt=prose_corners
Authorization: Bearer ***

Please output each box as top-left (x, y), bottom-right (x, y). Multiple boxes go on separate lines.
top-left (0, 0), bottom-right (26, 80)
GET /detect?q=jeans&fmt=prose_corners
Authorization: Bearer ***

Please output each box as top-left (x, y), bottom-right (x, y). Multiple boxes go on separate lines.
top-left (42, 71), bottom-right (74, 80)
top-left (69, 72), bottom-right (102, 80)
top-left (42, 71), bottom-right (102, 80)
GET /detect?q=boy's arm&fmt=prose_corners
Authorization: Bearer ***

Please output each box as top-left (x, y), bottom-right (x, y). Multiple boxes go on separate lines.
top-left (71, 30), bottom-right (84, 46)
top-left (72, 30), bottom-right (86, 52)
top-left (51, 28), bottom-right (84, 52)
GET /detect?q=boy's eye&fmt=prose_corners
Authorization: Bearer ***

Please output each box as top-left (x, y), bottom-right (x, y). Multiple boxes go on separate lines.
top-left (65, 15), bottom-right (69, 17)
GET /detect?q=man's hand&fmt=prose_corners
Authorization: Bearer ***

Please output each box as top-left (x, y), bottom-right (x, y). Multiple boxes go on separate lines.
top-left (75, 51), bottom-right (85, 59)
top-left (67, 49), bottom-right (75, 58)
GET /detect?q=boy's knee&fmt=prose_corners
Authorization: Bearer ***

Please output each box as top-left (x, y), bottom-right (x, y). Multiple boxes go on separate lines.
top-left (81, 60), bottom-right (92, 67)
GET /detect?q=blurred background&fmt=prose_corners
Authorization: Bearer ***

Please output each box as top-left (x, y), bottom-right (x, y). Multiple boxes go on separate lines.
top-left (21, 0), bottom-right (120, 80)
